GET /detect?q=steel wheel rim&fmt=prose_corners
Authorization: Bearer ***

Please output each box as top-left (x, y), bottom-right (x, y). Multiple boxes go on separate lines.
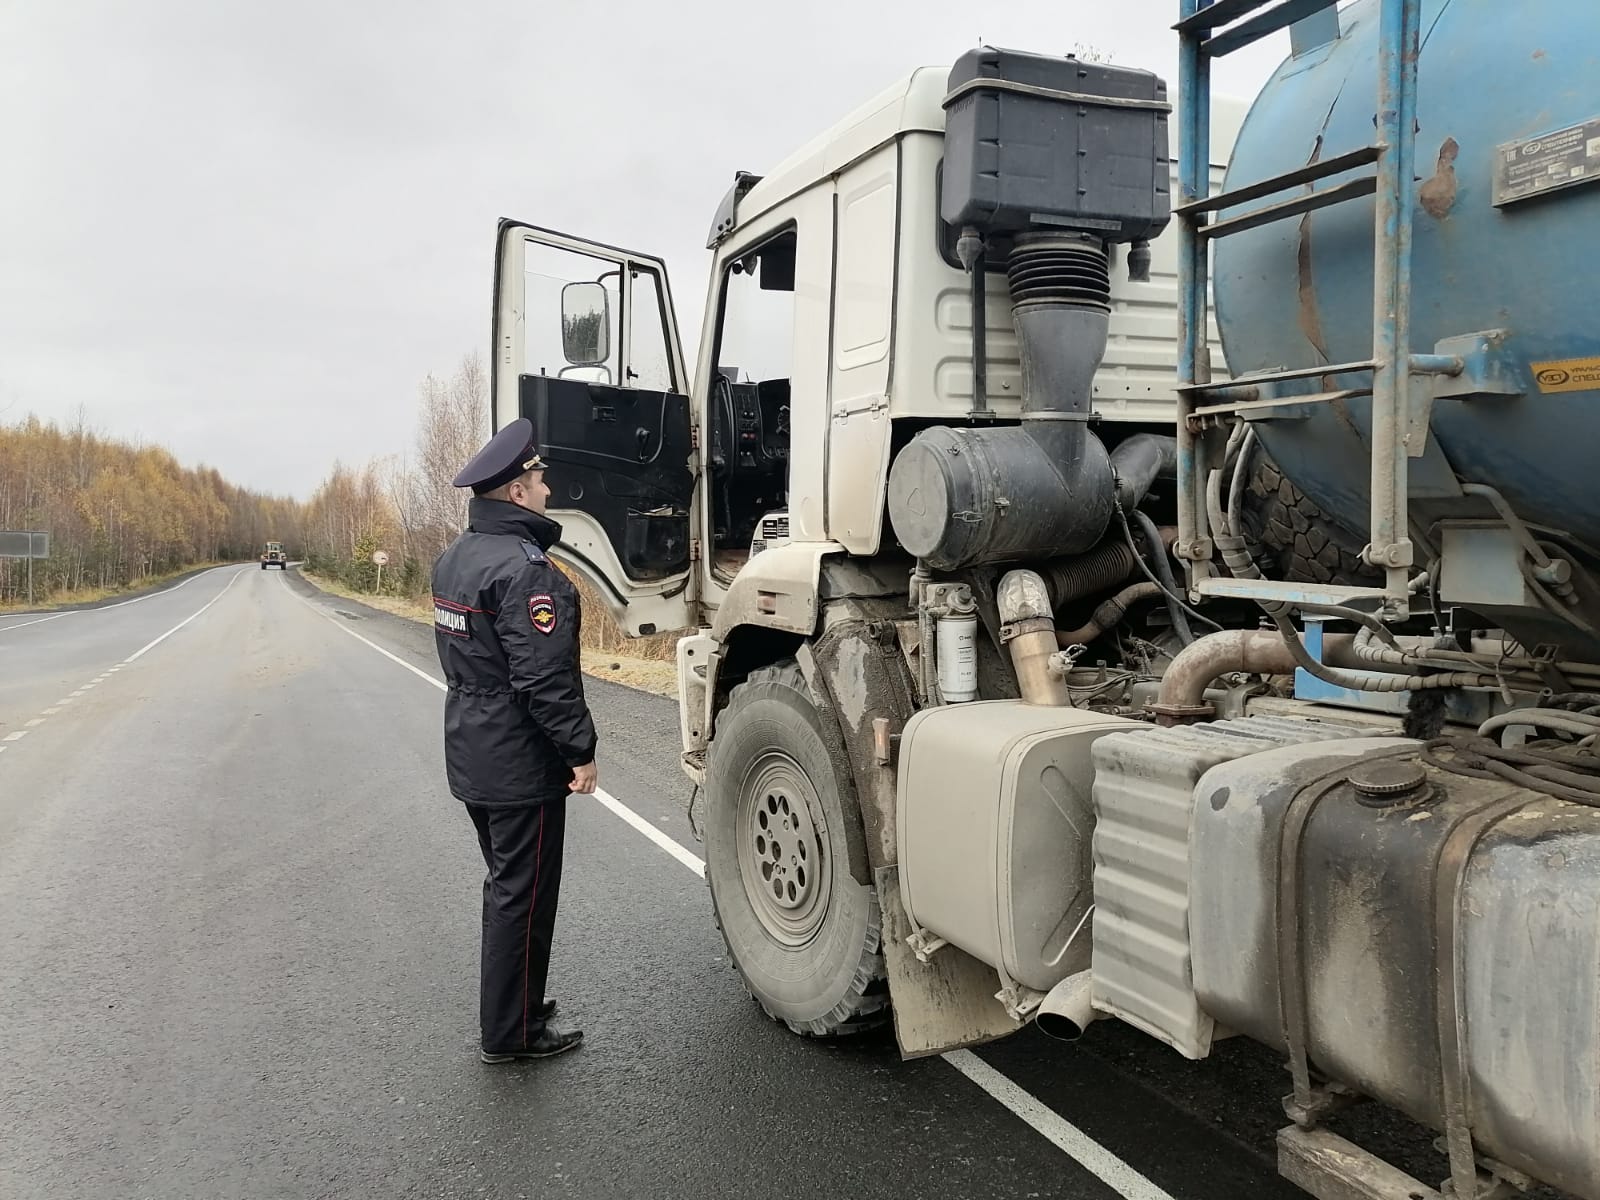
top-left (736, 750), bottom-right (831, 946)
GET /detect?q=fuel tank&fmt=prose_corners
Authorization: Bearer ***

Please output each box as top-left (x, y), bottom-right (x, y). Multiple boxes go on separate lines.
top-left (1212, 0), bottom-right (1600, 551)
top-left (1189, 737), bottom-right (1600, 1199)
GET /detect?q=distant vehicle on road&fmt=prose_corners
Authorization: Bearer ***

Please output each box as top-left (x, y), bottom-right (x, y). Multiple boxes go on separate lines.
top-left (260, 542), bottom-right (288, 570)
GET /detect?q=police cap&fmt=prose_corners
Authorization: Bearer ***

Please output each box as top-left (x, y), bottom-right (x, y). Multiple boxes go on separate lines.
top-left (453, 418), bottom-right (548, 493)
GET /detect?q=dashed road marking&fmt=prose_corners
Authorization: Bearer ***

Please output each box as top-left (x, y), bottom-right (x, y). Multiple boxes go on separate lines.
top-left (3, 731), bottom-right (28, 742)
top-left (24, 718), bottom-right (45, 728)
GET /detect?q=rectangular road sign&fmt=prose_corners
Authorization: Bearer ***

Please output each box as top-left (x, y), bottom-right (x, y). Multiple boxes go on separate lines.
top-left (0, 531), bottom-right (50, 559)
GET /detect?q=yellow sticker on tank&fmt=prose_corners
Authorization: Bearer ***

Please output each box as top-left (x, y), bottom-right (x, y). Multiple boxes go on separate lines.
top-left (1530, 357), bottom-right (1600, 393)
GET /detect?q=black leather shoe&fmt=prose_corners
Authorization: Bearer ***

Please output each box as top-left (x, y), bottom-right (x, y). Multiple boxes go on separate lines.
top-left (480, 1027), bottom-right (584, 1064)
top-left (536, 997), bottom-right (557, 1021)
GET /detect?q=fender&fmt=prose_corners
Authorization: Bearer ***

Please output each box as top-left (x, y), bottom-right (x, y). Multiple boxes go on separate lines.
top-left (708, 540), bottom-right (845, 641)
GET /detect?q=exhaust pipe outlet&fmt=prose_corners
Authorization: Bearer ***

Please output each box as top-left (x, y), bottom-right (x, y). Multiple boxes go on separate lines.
top-left (887, 235), bottom-right (1117, 570)
top-left (1035, 971), bottom-right (1098, 1042)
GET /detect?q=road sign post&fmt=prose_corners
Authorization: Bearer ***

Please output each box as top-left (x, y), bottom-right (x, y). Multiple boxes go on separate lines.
top-left (0, 531), bottom-right (51, 607)
top-left (371, 549), bottom-right (390, 594)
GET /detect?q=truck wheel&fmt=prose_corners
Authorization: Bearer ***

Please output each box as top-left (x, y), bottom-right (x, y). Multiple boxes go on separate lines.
top-left (1237, 453), bottom-right (1379, 587)
top-left (704, 661), bottom-right (888, 1037)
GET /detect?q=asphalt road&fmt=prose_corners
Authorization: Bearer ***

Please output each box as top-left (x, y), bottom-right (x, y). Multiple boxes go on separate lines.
top-left (0, 564), bottom-right (1471, 1200)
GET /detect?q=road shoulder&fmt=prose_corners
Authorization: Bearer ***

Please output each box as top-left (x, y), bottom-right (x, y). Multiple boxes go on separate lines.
top-left (289, 568), bottom-right (678, 695)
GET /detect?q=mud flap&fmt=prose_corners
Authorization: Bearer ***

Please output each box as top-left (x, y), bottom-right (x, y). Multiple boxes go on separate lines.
top-left (877, 865), bottom-right (1021, 1058)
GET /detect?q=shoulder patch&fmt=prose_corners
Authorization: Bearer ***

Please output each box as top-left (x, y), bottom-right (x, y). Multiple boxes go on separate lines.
top-left (433, 597), bottom-right (474, 638)
top-left (528, 592), bottom-right (558, 635)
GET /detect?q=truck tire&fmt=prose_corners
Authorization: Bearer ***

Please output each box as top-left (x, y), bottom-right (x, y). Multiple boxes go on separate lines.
top-left (1237, 454), bottom-right (1380, 587)
top-left (704, 661), bottom-right (888, 1037)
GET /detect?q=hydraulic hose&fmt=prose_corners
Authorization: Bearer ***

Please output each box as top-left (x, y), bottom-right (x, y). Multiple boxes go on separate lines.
top-left (1131, 508), bottom-right (1196, 646)
top-left (1056, 583), bottom-right (1164, 646)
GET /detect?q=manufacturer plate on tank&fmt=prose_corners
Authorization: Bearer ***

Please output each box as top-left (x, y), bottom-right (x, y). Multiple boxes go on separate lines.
top-left (1529, 355), bottom-right (1600, 394)
top-left (1494, 117), bottom-right (1600, 206)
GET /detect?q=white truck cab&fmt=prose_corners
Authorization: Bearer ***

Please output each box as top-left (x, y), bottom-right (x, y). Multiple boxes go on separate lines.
top-left (491, 66), bottom-right (1241, 707)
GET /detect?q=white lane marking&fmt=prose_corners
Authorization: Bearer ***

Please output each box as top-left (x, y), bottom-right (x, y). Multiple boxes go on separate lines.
top-left (42, 707), bottom-right (61, 715)
top-left (944, 1051), bottom-right (1178, 1200)
top-left (592, 788), bottom-right (707, 878)
top-left (305, 580), bottom-right (1168, 1199)
top-left (123, 568), bottom-right (248, 663)
top-left (298, 599), bottom-right (709, 879)
top-left (308, 606), bottom-right (452, 690)
top-left (0, 746), bottom-right (7, 755)
top-left (0, 566), bottom-right (224, 637)
top-left (70, 689), bottom-right (87, 697)
top-left (0, 612), bottom-right (72, 633)
top-left (93, 568), bottom-right (210, 610)
top-left (3, 731), bottom-right (27, 742)
top-left (24, 718), bottom-right (45, 728)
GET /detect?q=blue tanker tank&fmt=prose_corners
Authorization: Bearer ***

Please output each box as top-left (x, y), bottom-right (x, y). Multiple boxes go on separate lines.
top-left (1213, 0), bottom-right (1600, 575)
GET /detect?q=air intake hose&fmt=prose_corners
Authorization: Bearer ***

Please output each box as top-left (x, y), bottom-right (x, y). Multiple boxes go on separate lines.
top-left (887, 234), bottom-right (1117, 570)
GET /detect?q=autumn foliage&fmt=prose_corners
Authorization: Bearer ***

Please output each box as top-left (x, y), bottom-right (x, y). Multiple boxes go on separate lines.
top-left (0, 413), bottom-right (299, 605)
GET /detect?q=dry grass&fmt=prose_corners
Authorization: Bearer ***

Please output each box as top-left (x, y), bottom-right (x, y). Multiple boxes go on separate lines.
top-left (302, 565), bottom-right (679, 698)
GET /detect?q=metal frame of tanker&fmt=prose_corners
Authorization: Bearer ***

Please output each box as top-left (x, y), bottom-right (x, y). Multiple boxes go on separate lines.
top-left (1175, 0), bottom-right (1448, 616)
top-left (1174, 4), bottom-right (1537, 1199)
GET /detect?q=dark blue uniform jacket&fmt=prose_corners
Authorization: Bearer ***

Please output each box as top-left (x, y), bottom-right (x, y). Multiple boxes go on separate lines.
top-left (431, 498), bottom-right (596, 805)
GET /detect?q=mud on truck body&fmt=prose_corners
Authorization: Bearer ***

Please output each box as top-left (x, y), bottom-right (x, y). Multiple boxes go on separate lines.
top-left (489, 3), bottom-right (1600, 1197)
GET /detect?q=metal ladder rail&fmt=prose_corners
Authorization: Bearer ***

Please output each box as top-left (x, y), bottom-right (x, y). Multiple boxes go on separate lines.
top-left (1175, 0), bottom-right (1425, 611)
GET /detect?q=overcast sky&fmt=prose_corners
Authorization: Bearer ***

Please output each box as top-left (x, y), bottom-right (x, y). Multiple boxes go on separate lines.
top-left (1, 1), bottom-right (1286, 499)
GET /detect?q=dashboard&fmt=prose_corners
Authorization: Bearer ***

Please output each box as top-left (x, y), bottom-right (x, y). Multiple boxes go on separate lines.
top-left (709, 374), bottom-right (790, 553)
top-left (712, 377), bottom-right (789, 474)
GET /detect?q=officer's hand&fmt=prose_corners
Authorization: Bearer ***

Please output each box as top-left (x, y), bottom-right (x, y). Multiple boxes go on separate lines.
top-left (569, 762), bottom-right (598, 795)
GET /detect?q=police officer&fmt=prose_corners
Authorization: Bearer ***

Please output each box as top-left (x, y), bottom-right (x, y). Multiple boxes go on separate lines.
top-left (432, 418), bottom-right (594, 1064)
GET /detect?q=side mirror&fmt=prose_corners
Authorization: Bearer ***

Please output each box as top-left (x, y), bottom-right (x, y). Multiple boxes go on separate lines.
top-left (561, 281), bottom-right (611, 366)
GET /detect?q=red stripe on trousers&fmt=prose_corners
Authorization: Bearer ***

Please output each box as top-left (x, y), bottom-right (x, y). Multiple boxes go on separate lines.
top-left (523, 806), bottom-right (545, 1047)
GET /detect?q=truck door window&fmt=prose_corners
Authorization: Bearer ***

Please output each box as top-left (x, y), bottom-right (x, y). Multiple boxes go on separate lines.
top-left (628, 266), bottom-right (674, 393)
top-left (709, 230), bottom-right (796, 576)
top-left (523, 242), bottom-right (621, 385)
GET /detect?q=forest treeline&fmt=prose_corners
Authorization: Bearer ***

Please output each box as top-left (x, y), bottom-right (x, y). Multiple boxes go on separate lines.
top-left (4, 355), bottom-right (504, 611)
top-left (0, 413), bottom-right (300, 604)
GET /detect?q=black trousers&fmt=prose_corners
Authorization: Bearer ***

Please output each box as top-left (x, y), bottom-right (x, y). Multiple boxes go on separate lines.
top-left (465, 798), bottom-right (567, 1052)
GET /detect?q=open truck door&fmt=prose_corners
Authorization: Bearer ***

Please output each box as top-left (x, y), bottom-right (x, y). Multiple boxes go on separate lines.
top-left (492, 222), bottom-right (697, 636)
